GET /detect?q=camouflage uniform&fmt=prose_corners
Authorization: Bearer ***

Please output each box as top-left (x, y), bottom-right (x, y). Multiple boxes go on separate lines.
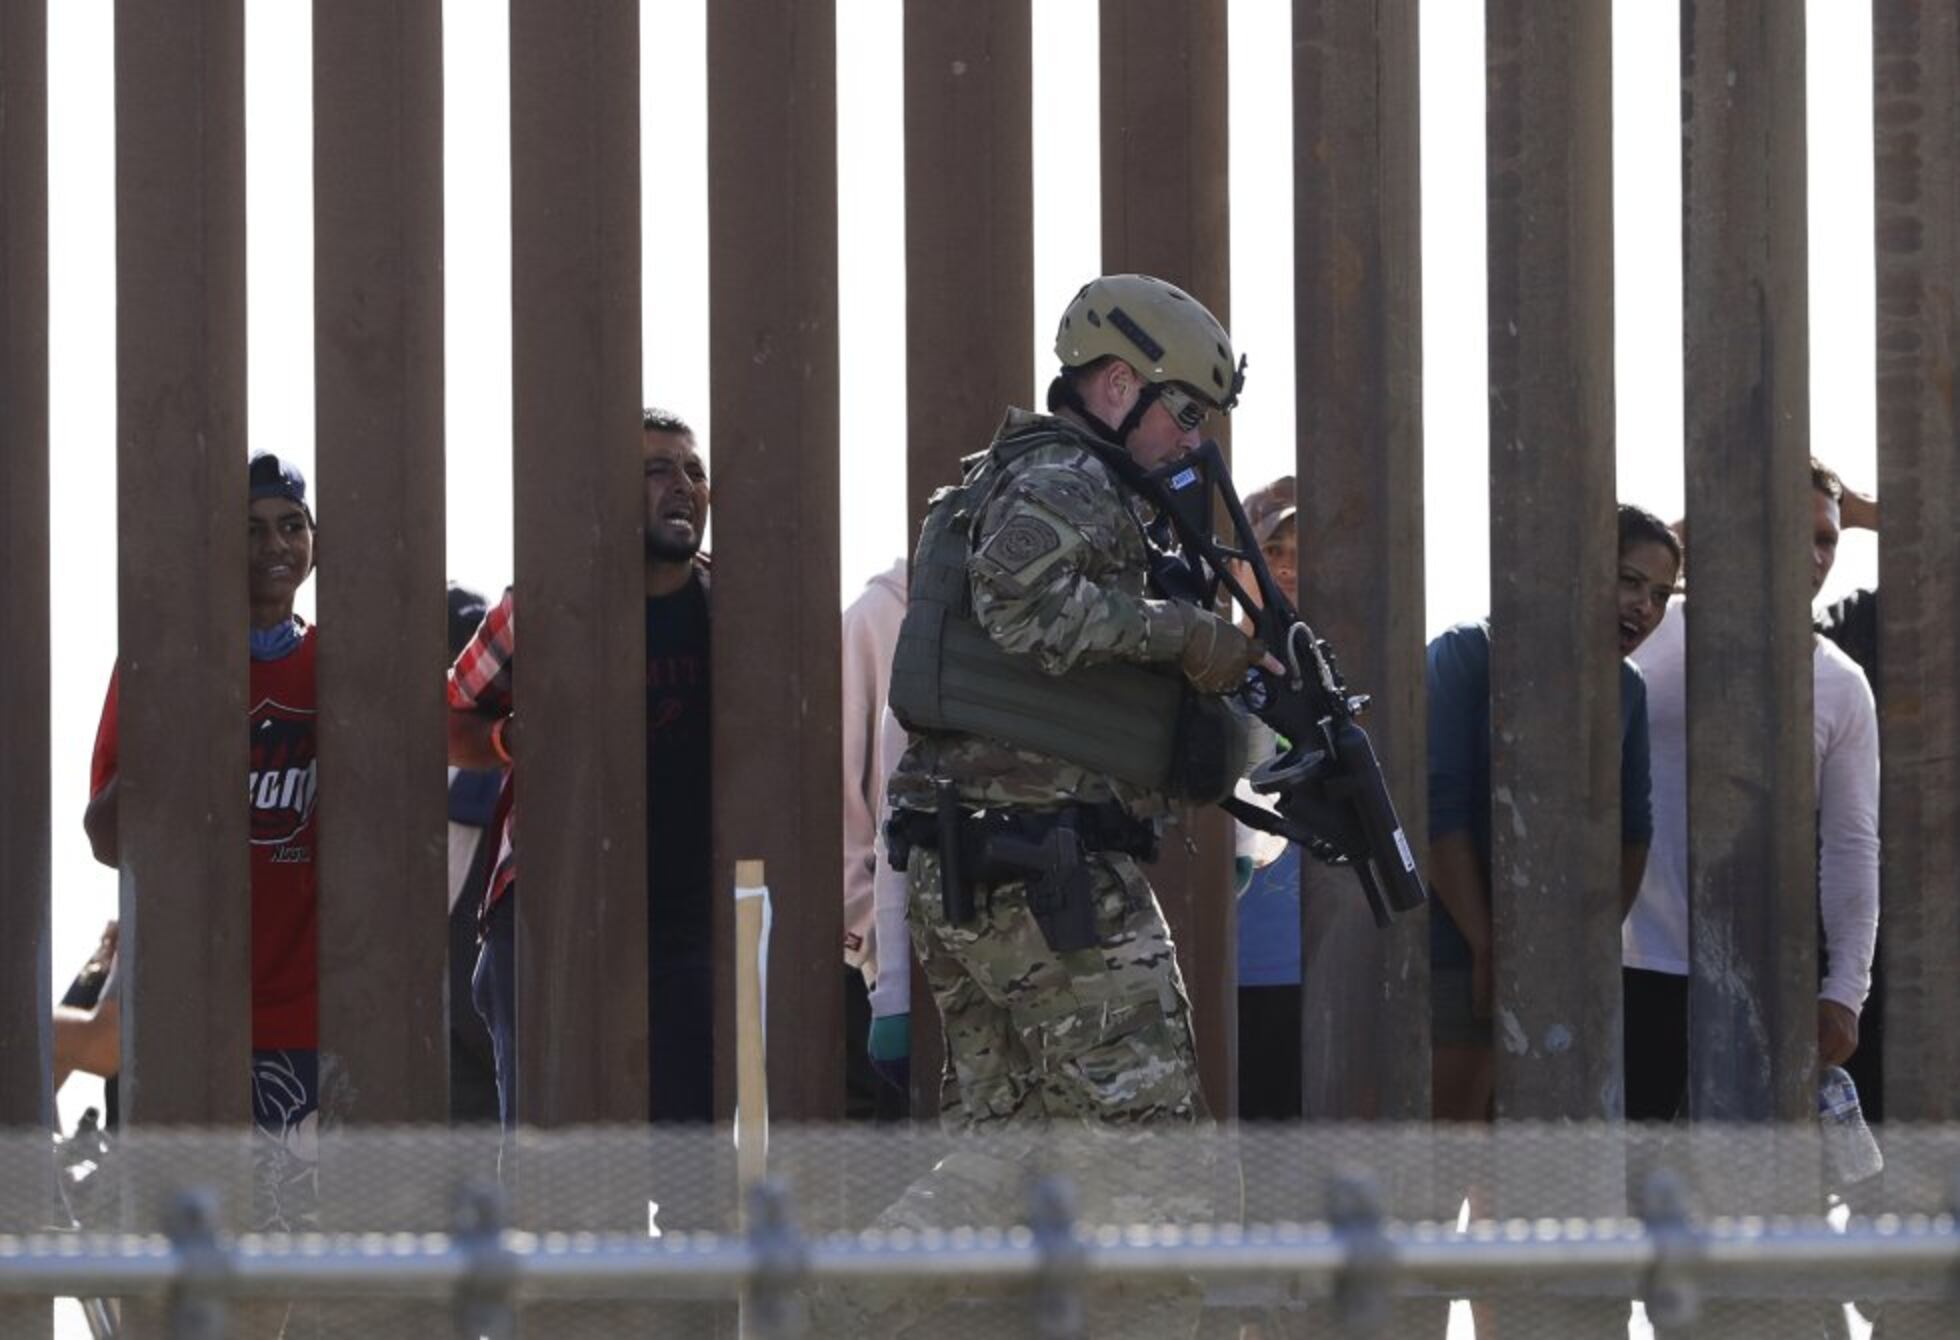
top-left (889, 407), bottom-right (1208, 1135)
top-left (822, 272), bottom-right (1252, 1334)
top-left (813, 410), bottom-right (1224, 1339)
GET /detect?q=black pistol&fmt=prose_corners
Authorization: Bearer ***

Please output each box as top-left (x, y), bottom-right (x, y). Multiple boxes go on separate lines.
top-left (987, 818), bottom-right (1099, 954)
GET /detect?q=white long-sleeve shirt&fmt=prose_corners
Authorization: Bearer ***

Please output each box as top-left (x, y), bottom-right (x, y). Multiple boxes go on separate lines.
top-left (1621, 605), bottom-right (1881, 1012)
top-left (867, 704), bottom-right (914, 1019)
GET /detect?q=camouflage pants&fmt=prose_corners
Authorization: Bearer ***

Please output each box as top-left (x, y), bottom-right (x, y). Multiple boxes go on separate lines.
top-left (803, 848), bottom-right (1221, 1336)
top-left (909, 844), bottom-right (1207, 1132)
top-left (900, 846), bottom-right (1232, 1232)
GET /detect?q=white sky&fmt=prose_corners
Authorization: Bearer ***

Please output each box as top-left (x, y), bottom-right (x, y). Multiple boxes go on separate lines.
top-left (44, 0), bottom-right (1878, 1127)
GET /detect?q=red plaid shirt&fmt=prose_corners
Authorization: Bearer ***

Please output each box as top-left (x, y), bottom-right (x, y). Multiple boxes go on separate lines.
top-left (448, 588), bottom-right (518, 912)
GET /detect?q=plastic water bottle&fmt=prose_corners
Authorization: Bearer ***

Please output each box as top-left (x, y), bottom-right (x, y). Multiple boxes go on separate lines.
top-left (1818, 1064), bottom-right (1883, 1187)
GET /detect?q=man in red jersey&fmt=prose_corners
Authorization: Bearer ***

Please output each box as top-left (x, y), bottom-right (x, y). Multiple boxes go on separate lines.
top-left (84, 451), bottom-right (324, 1230)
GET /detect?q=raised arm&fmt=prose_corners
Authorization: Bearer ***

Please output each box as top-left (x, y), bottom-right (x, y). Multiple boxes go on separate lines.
top-left (446, 588), bottom-right (517, 769)
top-left (969, 463), bottom-right (1263, 690)
top-left (968, 464), bottom-right (1179, 673)
top-left (83, 777), bottom-right (119, 869)
top-left (447, 708), bottom-right (511, 770)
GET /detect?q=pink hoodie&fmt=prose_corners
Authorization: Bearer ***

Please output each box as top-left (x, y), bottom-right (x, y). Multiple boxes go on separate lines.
top-left (840, 559), bottom-right (908, 987)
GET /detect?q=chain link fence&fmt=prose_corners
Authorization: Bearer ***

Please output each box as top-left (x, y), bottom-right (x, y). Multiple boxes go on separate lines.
top-left (1, 1122), bottom-right (1955, 1338)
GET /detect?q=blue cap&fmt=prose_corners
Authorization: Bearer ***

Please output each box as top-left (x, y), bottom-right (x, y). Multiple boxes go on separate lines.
top-left (447, 582), bottom-right (489, 659)
top-left (249, 452), bottom-right (313, 522)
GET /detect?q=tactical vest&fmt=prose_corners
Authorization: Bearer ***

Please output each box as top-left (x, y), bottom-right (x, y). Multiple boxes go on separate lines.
top-left (888, 420), bottom-right (1246, 803)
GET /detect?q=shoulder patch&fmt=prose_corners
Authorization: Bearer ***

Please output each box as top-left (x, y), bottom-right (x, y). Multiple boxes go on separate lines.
top-left (980, 514), bottom-right (1064, 574)
top-left (1011, 460), bottom-right (1117, 529)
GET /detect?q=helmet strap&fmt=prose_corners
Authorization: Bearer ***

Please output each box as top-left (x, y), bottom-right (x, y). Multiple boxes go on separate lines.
top-left (1113, 383), bottom-right (1163, 444)
top-left (1053, 374), bottom-right (1161, 452)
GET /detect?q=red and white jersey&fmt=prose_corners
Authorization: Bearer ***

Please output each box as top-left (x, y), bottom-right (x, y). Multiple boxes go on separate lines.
top-left (90, 628), bottom-right (321, 1050)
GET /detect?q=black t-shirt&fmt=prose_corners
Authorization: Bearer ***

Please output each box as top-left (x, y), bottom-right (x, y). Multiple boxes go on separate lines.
top-left (646, 571), bottom-right (712, 960)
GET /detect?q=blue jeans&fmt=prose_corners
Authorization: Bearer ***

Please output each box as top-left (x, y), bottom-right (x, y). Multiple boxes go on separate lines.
top-left (471, 891), bottom-right (714, 1126)
top-left (471, 893), bottom-right (518, 1127)
top-left (250, 1048), bottom-right (319, 1230)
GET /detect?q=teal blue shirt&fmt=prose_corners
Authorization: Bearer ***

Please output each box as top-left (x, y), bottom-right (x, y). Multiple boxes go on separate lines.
top-left (1425, 621), bottom-right (1653, 967)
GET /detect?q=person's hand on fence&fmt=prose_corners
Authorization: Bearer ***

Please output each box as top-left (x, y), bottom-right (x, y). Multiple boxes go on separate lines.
top-left (1837, 487), bottom-right (1878, 533)
top-left (867, 1012), bottom-right (910, 1093)
top-left (63, 920), bottom-right (119, 1005)
top-left (1819, 999), bottom-right (1859, 1067)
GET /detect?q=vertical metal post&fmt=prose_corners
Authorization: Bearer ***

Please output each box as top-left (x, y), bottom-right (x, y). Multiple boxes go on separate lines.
top-left (740, 1179), bottom-right (806, 1337)
top-left (452, 1183), bottom-right (515, 1340)
top-left (0, 0), bottom-right (52, 1137)
top-left (509, 0), bottom-right (648, 1125)
top-left (1028, 1177), bottom-right (1085, 1339)
top-left (900, 0), bottom-right (1035, 1121)
top-left (1872, 0), bottom-right (1960, 1121)
top-left (164, 1189), bottom-right (227, 1340)
top-left (1483, 0), bottom-right (1622, 1122)
top-left (113, 0), bottom-right (252, 1126)
top-left (1680, 0), bottom-right (1816, 1125)
top-left (1293, 0), bottom-right (1430, 1122)
top-left (903, 0), bottom-right (1033, 524)
top-left (1098, 0), bottom-right (1237, 1118)
top-left (1481, 12), bottom-right (1632, 1313)
top-left (0, 9), bottom-right (55, 1325)
top-left (313, 0), bottom-right (448, 1126)
top-left (708, 0), bottom-right (845, 1121)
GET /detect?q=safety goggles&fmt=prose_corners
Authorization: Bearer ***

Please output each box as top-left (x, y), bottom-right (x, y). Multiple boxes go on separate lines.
top-left (1153, 382), bottom-right (1214, 433)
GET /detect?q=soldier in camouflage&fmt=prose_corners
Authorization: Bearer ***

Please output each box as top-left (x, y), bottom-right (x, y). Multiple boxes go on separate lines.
top-left (810, 277), bottom-right (1273, 1338)
top-left (889, 273), bottom-right (1272, 1143)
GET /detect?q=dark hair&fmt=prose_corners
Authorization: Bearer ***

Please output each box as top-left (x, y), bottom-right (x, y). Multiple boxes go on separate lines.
top-left (447, 582), bottom-right (490, 660)
top-left (1809, 456), bottom-right (1844, 502)
top-left (642, 407), bottom-right (694, 438)
top-left (1617, 503), bottom-right (1682, 569)
top-left (1045, 355), bottom-right (1124, 414)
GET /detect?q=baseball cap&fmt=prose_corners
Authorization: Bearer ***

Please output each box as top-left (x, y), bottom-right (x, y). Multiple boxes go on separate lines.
top-left (447, 583), bottom-right (490, 659)
top-left (249, 452), bottom-right (313, 522)
top-left (1244, 475), bottom-right (1297, 546)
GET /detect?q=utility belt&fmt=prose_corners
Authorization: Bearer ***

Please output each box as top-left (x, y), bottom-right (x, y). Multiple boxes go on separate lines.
top-left (885, 785), bottom-right (1159, 954)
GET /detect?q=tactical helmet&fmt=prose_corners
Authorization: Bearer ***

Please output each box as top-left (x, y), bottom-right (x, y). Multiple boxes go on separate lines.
top-left (1054, 274), bottom-right (1245, 412)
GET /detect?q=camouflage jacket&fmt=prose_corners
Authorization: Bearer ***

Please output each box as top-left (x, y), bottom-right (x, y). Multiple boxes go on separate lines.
top-left (889, 408), bottom-right (1188, 819)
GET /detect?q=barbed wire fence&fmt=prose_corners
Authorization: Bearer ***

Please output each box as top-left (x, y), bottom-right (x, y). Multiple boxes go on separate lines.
top-left (2, 1124), bottom-right (1957, 1338)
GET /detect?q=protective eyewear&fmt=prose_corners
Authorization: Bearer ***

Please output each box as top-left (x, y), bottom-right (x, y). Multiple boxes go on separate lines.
top-left (1154, 382), bottom-right (1213, 433)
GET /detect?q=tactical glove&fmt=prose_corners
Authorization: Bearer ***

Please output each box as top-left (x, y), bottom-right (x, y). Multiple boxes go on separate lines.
top-left (1159, 602), bottom-right (1260, 694)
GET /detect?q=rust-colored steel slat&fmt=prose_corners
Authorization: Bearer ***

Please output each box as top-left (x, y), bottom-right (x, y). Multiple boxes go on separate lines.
top-left (1, 23), bottom-right (56, 1326)
top-left (312, 0), bottom-right (448, 1127)
top-left (1097, 0), bottom-right (1238, 1118)
top-left (1480, 13), bottom-right (1628, 1324)
top-left (1293, 0), bottom-right (1429, 1125)
top-left (1483, 0), bottom-right (1622, 1127)
top-left (900, 0), bottom-right (1034, 1121)
top-left (1099, 1), bottom-right (1231, 294)
top-left (1873, 0), bottom-right (1960, 1123)
top-left (1681, 0), bottom-right (1817, 1127)
top-left (0, 0), bottom-right (51, 1138)
top-left (904, 0), bottom-right (1033, 520)
top-left (113, 0), bottom-right (252, 1127)
top-left (708, 0), bottom-right (845, 1121)
top-left (509, 0), bottom-right (648, 1125)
